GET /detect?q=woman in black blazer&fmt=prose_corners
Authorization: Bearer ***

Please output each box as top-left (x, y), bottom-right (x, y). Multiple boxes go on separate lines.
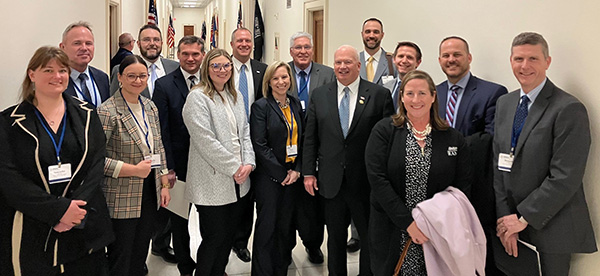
top-left (0, 46), bottom-right (113, 275)
top-left (365, 70), bottom-right (472, 276)
top-left (249, 61), bottom-right (303, 275)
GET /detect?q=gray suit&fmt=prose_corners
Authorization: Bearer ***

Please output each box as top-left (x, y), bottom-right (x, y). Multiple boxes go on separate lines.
top-left (493, 79), bottom-right (596, 257)
top-left (359, 48), bottom-right (397, 85)
top-left (110, 57), bottom-right (179, 98)
top-left (287, 61), bottom-right (335, 105)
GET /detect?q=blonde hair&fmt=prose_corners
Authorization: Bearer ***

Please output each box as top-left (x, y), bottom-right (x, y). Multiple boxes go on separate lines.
top-left (20, 46), bottom-right (70, 103)
top-left (262, 61), bottom-right (295, 98)
top-left (199, 48), bottom-right (237, 103)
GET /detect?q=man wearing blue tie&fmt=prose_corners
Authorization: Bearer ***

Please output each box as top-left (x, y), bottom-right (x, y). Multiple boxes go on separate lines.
top-left (382, 41), bottom-right (422, 111)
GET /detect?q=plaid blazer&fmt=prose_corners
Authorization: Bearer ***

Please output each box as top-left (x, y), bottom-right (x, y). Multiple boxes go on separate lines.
top-left (97, 91), bottom-right (167, 219)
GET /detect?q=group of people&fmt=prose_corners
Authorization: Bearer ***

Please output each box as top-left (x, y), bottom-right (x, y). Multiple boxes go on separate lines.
top-left (0, 16), bottom-right (596, 276)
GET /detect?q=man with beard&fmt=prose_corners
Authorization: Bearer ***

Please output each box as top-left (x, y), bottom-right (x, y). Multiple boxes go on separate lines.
top-left (110, 24), bottom-right (179, 99)
top-left (383, 41), bottom-right (422, 111)
top-left (359, 18), bottom-right (396, 86)
top-left (60, 21), bottom-right (110, 107)
top-left (109, 24), bottom-right (180, 269)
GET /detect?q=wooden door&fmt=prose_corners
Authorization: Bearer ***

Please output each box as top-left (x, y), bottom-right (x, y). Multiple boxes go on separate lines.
top-left (312, 10), bottom-right (324, 64)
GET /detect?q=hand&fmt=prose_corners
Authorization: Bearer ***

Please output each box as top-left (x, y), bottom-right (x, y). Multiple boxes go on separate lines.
top-left (304, 176), bottom-right (318, 196)
top-left (167, 169), bottom-right (177, 188)
top-left (53, 221), bottom-right (73, 233)
top-left (407, 221), bottom-right (429, 245)
top-left (496, 214), bottom-right (527, 238)
top-left (160, 187), bottom-right (171, 207)
top-left (234, 164), bottom-right (253, 184)
top-left (136, 159), bottom-right (152, 178)
top-left (499, 232), bottom-right (519, 257)
top-left (59, 200), bottom-right (87, 227)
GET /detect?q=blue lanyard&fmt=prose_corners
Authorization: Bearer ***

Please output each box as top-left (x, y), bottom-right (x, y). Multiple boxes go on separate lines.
top-left (510, 123), bottom-right (525, 156)
top-left (74, 72), bottom-right (98, 106)
top-left (279, 101), bottom-right (295, 146)
top-left (297, 72), bottom-right (310, 97)
top-left (121, 91), bottom-right (152, 153)
top-left (34, 101), bottom-right (67, 165)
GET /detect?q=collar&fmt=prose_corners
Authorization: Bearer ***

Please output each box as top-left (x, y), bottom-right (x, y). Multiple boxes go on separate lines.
top-left (366, 48), bottom-right (383, 62)
top-left (180, 67), bottom-right (200, 81)
top-left (233, 56), bottom-right (251, 71)
top-left (70, 66), bottom-right (91, 82)
top-left (519, 77), bottom-right (547, 104)
top-left (293, 62), bottom-right (313, 75)
top-left (446, 71), bottom-right (471, 91)
top-left (144, 57), bottom-right (164, 72)
top-left (337, 77), bottom-right (360, 96)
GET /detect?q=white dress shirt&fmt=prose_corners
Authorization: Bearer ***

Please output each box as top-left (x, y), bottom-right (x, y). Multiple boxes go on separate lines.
top-left (337, 77), bottom-right (360, 128)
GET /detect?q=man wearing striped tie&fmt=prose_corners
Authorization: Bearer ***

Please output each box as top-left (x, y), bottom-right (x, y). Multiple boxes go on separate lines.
top-left (436, 36), bottom-right (507, 276)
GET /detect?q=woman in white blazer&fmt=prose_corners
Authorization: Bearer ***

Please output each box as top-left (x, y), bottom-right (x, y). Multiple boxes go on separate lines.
top-left (182, 48), bottom-right (255, 276)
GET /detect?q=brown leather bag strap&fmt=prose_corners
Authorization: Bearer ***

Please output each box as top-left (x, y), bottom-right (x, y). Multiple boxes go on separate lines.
top-left (385, 52), bottom-right (395, 76)
top-left (393, 239), bottom-right (412, 276)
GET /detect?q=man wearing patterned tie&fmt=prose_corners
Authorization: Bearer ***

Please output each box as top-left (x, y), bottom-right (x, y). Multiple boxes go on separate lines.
top-left (152, 35), bottom-right (205, 276)
top-left (494, 32), bottom-right (596, 275)
top-left (359, 18), bottom-right (396, 86)
top-left (60, 21), bottom-right (110, 107)
top-left (382, 41), bottom-right (422, 111)
top-left (229, 27), bottom-right (267, 263)
top-left (303, 45), bottom-right (394, 276)
top-left (436, 36), bottom-right (507, 275)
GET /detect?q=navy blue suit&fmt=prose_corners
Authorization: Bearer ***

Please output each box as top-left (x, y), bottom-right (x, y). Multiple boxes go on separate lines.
top-left (65, 66), bottom-right (110, 106)
top-left (110, 48), bottom-right (133, 72)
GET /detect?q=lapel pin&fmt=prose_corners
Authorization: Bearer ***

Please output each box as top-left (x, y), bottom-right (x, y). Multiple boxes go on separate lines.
top-left (447, 146), bottom-right (458, 156)
top-left (359, 96), bottom-right (365, 104)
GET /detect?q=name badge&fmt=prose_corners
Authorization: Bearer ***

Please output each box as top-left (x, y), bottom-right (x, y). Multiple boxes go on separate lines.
top-left (498, 153), bottom-right (514, 172)
top-left (300, 100), bottom-right (306, 110)
top-left (286, 145), bottom-right (298, 157)
top-left (146, 154), bottom-right (162, 168)
top-left (48, 163), bottom-right (72, 184)
top-left (382, 75), bottom-right (395, 85)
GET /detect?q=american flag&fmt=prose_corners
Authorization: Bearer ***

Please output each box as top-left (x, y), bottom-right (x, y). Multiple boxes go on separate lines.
top-left (167, 15), bottom-right (175, 48)
top-left (148, 0), bottom-right (158, 25)
top-left (210, 14), bottom-right (218, 49)
top-left (237, 1), bottom-right (243, 28)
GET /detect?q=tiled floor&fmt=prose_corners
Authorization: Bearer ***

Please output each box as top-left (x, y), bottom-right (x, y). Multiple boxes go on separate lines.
top-left (147, 209), bottom-right (360, 276)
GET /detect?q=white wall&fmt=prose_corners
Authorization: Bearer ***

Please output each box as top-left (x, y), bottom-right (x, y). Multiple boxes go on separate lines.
top-left (260, 0), bottom-right (305, 65)
top-left (173, 8), bottom-right (205, 45)
top-left (1, 0), bottom-right (108, 109)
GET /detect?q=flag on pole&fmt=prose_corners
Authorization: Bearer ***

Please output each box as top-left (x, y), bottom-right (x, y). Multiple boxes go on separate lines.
top-left (237, 1), bottom-right (243, 28)
top-left (167, 15), bottom-right (175, 48)
top-left (201, 21), bottom-right (207, 41)
top-left (148, 0), bottom-right (158, 25)
top-left (253, 0), bottom-right (265, 61)
top-left (210, 14), bottom-right (219, 49)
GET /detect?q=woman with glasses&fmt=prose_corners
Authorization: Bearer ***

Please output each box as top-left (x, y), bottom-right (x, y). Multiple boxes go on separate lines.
top-left (249, 61), bottom-right (302, 275)
top-left (97, 55), bottom-right (171, 276)
top-left (182, 48), bottom-right (255, 276)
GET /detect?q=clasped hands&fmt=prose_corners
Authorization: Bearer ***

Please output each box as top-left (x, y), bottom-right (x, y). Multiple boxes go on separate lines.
top-left (54, 200), bottom-right (87, 233)
top-left (281, 170), bottom-right (300, 186)
top-left (496, 214), bottom-right (528, 257)
top-left (234, 164), bottom-right (253, 184)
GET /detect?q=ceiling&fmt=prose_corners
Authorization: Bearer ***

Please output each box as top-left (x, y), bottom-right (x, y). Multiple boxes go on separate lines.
top-left (170, 0), bottom-right (212, 8)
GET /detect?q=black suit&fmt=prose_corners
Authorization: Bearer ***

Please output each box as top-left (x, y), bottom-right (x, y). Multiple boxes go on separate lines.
top-left (303, 79), bottom-right (394, 275)
top-left (65, 66), bottom-right (111, 107)
top-left (110, 48), bottom-right (133, 72)
top-left (234, 58), bottom-right (268, 252)
top-left (365, 118), bottom-right (472, 275)
top-left (152, 68), bottom-right (196, 274)
top-left (250, 95), bottom-right (303, 275)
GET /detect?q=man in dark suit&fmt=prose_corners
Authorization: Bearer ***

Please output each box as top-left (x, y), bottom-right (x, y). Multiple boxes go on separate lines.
top-left (303, 45), bottom-right (394, 276)
top-left (494, 32), bottom-right (596, 275)
top-left (110, 24), bottom-right (179, 99)
top-left (286, 31), bottom-right (335, 264)
top-left (110, 32), bottom-right (134, 71)
top-left (60, 21), bottom-right (110, 107)
top-left (152, 35), bottom-right (205, 276)
top-left (359, 18), bottom-right (396, 86)
top-left (436, 36), bottom-right (508, 275)
top-left (383, 41), bottom-right (422, 111)
top-left (229, 27), bottom-right (267, 263)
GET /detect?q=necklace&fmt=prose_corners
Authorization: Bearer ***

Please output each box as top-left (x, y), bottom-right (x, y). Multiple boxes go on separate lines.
top-left (408, 121), bottom-right (431, 138)
top-left (277, 97), bottom-right (290, 109)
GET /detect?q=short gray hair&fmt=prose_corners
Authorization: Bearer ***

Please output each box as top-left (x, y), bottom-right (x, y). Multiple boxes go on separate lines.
top-left (289, 32), bottom-right (313, 48)
top-left (62, 21), bottom-right (93, 42)
top-left (512, 32), bottom-right (549, 58)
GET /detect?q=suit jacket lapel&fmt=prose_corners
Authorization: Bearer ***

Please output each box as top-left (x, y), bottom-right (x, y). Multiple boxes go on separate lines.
top-left (327, 83), bottom-right (345, 139)
top-left (437, 82), bottom-right (449, 117)
top-left (267, 96), bottom-right (287, 124)
top-left (514, 81), bottom-right (553, 156)
top-left (251, 59), bottom-right (263, 97)
top-left (115, 92), bottom-right (147, 154)
top-left (455, 76), bottom-right (477, 131)
top-left (348, 80), bottom-right (370, 136)
top-left (308, 64), bottom-right (320, 94)
top-left (373, 50), bottom-right (387, 83)
top-left (172, 69), bottom-right (189, 100)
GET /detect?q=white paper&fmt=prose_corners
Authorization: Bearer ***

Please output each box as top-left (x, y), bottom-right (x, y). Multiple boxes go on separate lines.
top-left (166, 180), bottom-right (191, 219)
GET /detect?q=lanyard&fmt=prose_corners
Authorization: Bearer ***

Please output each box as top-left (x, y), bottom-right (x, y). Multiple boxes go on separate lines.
top-left (297, 72), bottom-right (311, 97)
top-left (74, 72), bottom-right (98, 106)
top-left (121, 91), bottom-right (152, 153)
top-left (34, 101), bottom-right (67, 165)
top-left (279, 102), bottom-right (295, 146)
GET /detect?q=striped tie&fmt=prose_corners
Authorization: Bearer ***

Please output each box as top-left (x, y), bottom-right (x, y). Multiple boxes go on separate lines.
top-left (445, 85), bottom-right (459, 126)
top-left (339, 87), bottom-right (350, 137)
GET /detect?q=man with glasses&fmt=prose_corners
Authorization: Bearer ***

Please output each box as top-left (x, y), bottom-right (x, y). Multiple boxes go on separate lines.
top-left (110, 33), bottom-right (135, 71)
top-left (229, 27), bottom-right (267, 263)
top-left (286, 31), bottom-right (334, 264)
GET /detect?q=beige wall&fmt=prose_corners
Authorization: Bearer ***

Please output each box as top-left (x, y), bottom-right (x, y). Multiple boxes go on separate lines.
top-left (173, 8), bottom-right (205, 45)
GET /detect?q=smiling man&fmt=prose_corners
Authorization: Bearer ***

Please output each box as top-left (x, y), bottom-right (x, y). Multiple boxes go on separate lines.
top-left (493, 32), bottom-right (596, 275)
top-left (60, 21), bottom-right (110, 107)
top-left (383, 41), bottom-right (422, 110)
top-left (359, 18), bottom-right (396, 86)
top-left (303, 45), bottom-right (394, 276)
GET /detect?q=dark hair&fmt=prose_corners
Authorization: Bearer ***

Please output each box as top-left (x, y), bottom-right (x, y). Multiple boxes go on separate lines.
top-left (138, 24), bottom-right (162, 38)
top-left (199, 48), bottom-right (237, 103)
top-left (393, 41), bottom-right (422, 61)
top-left (512, 32), bottom-right (549, 58)
top-left (21, 46), bottom-right (70, 103)
top-left (177, 35), bottom-right (205, 53)
top-left (362, 17), bottom-right (383, 31)
top-left (262, 61), bottom-right (295, 98)
top-left (392, 70), bottom-right (448, 131)
top-left (440, 36), bottom-right (470, 54)
top-left (119, 55), bottom-right (147, 75)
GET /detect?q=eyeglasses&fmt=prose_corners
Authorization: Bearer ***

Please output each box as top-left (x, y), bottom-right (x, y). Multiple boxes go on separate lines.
top-left (292, 45), bottom-right (313, 52)
top-left (141, 37), bottom-right (162, 44)
top-left (209, 62), bottom-right (233, 72)
top-left (125, 74), bottom-right (149, 82)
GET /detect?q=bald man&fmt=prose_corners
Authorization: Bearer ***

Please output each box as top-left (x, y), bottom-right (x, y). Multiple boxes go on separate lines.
top-left (110, 33), bottom-right (135, 71)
